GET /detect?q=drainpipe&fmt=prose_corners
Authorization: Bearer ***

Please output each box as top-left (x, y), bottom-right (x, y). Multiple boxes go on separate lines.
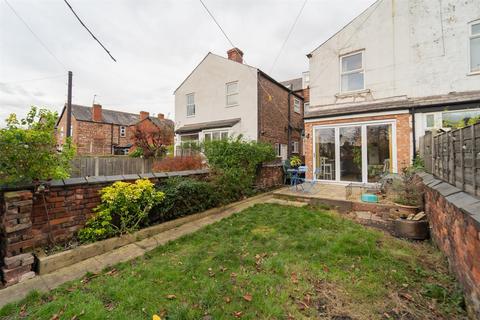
top-left (111, 123), bottom-right (114, 155)
top-left (410, 107), bottom-right (417, 160)
top-left (287, 91), bottom-right (292, 158)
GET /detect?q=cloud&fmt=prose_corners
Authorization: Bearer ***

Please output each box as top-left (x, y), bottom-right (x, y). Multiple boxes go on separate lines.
top-left (0, 0), bottom-right (375, 122)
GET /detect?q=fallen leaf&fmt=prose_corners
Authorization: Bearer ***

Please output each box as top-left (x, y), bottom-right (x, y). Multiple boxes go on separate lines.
top-left (233, 311), bottom-right (243, 318)
top-left (290, 272), bottom-right (299, 284)
top-left (224, 296), bottom-right (231, 303)
top-left (243, 294), bottom-right (252, 302)
top-left (50, 315), bottom-right (59, 320)
top-left (166, 294), bottom-right (177, 300)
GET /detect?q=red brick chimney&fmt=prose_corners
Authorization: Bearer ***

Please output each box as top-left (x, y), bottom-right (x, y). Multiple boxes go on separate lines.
top-left (227, 48), bottom-right (243, 64)
top-left (157, 113), bottom-right (164, 119)
top-left (140, 111), bottom-right (149, 121)
top-left (92, 104), bottom-right (102, 122)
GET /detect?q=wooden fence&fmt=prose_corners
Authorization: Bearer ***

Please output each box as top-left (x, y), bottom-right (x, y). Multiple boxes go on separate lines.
top-left (419, 123), bottom-right (480, 197)
top-left (70, 157), bottom-right (155, 177)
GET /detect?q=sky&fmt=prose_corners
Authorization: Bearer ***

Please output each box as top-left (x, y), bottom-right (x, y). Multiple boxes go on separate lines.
top-left (0, 0), bottom-right (375, 123)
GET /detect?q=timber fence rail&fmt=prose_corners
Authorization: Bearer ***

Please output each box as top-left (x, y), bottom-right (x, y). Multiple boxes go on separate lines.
top-left (419, 122), bottom-right (480, 197)
top-left (70, 157), bottom-right (155, 177)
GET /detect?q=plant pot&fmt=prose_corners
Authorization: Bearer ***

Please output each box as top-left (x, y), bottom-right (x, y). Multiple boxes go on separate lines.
top-left (393, 203), bottom-right (421, 216)
top-left (393, 219), bottom-right (429, 240)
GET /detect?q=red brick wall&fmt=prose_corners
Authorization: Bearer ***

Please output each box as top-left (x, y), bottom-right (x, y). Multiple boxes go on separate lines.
top-left (420, 174), bottom-right (480, 318)
top-left (255, 164), bottom-right (284, 189)
top-left (130, 118), bottom-right (174, 150)
top-left (304, 113), bottom-right (412, 179)
top-left (258, 73), bottom-right (304, 156)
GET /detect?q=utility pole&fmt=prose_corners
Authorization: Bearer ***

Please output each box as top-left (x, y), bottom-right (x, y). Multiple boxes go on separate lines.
top-left (66, 71), bottom-right (73, 137)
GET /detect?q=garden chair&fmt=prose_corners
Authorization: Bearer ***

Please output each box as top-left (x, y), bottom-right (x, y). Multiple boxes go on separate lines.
top-left (282, 160), bottom-right (293, 185)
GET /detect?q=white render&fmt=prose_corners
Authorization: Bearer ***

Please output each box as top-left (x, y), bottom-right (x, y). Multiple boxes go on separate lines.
top-left (174, 53), bottom-right (259, 144)
top-left (308, 0), bottom-right (480, 108)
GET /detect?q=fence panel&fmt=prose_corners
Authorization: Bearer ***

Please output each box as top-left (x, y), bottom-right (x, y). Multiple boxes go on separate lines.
top-left (69, 157), bottom-right (155, 177)
top-left (421, 123), bottom-right (480, 198)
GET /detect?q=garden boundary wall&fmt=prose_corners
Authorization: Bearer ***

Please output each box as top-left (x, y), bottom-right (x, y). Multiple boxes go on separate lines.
top-left (0, 164), bottom-right (283, 288)
top-left (417, 172), bottom-right (480, 318)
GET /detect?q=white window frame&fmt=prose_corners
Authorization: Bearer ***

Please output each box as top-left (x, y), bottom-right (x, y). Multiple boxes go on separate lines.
top-left (304, 102), bottom-right (310, 112)
top-left (120, 126), bottom-right (126, 137)
top-left (340, 50), bottom-right (365, 93)
top-left (292, 141), bottom-right (299, 154)
top-left (293, 98), bottom-right (301, 114)
top-left (203, 128), bottom-right (230, 142)
top-left (226, 81), bottom-right (239, 107)
top-left (469, 20), bottom-right (480, 74)
top-left (186, 93), bottom-right (195, 117)
top-left (312, 119), bottom-right (397, 184)
top-left (60, 126), bottom-right (64, 138)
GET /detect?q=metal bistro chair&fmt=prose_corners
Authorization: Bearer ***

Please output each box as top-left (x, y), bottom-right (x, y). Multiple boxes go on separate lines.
top-left (293, 166), bottom-right (317, 193)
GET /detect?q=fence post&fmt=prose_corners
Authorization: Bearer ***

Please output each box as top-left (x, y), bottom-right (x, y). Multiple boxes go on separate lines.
top-left (473, 125), bottom-right (478, 197)
top-left (94, 157), bottom-right (99, 177)
top-left (459, 129), bottom-right (464, 191)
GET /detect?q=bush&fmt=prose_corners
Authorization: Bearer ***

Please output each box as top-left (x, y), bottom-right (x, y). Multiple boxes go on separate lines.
top-left (152, 155), bottom-right (204, 172)
top-left (0, 107), bottom-right (75, 185)
top-left (203, 136), bottom-right (276, 203)
top-left (151, 177), bottom-right (219, 223)
top-left (78, 179), bottom-right (164, 242)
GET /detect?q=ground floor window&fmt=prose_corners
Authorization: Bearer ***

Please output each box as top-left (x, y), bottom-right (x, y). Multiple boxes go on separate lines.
top-left (313, 120), bottom-right (396, 183)
top-left (113, 147), bottom-right (130, 155)
top-left (422, 108), bottom-right (480, 131)
top-left (203, 130), bottom-right (229, 142)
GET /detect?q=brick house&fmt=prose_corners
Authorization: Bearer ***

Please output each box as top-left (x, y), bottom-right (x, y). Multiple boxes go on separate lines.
top-left (174, 48), bottom-right (304, 160)
top-left (56, 104), bottom-right (174, 155)
top-left (304, 0), bottom-right (480, 183)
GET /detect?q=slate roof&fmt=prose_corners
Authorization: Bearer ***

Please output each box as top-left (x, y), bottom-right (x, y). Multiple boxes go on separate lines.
top-left (305, 90), bottom-right (480, 119)
top-left (280, 78), bottom-right (303, 92)
top-left (175, 118), bottom-right (241, 134)
top-left (70, 104), bottom-right (140, 125)
top-left (149, 117), bottom-right (174, 128)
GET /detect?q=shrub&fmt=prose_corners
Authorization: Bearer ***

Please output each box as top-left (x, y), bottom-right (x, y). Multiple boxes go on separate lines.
top-left (289, 155), bottom-right (302, 167)
top-left (151, 177), bottom-right (219, 223)
top-left (0, 107), bottom-right (75, 185)
top-left (388, 165), bottom-right (423, 207)
top-left (78, 179), bottom-right (164, 242)
top-left (203, 136), bottom-right (276, 202)
top-left (152, 155), bottom-right (204, 172)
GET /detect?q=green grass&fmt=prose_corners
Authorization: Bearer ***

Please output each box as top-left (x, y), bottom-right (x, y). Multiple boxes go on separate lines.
top-left (0, 204), bottom-right (466, 319)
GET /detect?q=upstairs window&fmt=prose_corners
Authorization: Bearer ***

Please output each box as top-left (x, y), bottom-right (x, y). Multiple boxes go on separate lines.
top-left (294, 98), bottom-right (301, 113)
top-left (304, 102), bottom-right (310, 112)
top-left (186, 93), bottom-right (195, 117)
top-left (226, 81), bottom-right (239, 107)
top-left (120, 126), bottom-right (126, 137)
top-left (302, 71), bottom-right (310, 88)
top-left (470, 21), bottom-right (480, 73)
top-left (292, 141), bottom-right (299, 154)
top-left (340, 51), bottom-right (364, 92)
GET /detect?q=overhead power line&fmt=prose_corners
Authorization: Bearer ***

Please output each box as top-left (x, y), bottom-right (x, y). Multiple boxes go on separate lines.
top-left (269, 0), bottom-right (308, 74)
top-left (62, 0), bottom-right (117, 62)
top-left (3, 0), bottom-right (67, 70)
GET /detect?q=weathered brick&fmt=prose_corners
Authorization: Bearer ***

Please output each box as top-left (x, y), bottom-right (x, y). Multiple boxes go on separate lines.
top-left (4, 253), bottom-right (34, 269)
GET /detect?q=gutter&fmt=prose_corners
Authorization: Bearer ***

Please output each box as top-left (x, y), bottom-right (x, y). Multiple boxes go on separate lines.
top-left (287, 90), bottom-right (292, 158)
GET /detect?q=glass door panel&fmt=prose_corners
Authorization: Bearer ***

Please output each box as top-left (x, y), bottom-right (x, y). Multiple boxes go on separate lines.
top-left (314, 128), bottom-right (335, 180)
top-left (340, 127), bottom-right (362, 182)
top-left (367, 124), bottom-right (393, 182)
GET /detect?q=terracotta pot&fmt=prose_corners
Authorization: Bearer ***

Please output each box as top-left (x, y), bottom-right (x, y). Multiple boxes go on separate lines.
top-left (393, 219), bottom-right (429, 240)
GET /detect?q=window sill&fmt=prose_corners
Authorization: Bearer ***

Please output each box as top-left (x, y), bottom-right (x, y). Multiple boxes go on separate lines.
top-left (226, 104), bottom-right (239, 108)
top-left (467, 71), bottom-right (480, 76)
top-left (335, 89), bottom-right (371, 98)
top-left (186, 115), bottom-right (196, 118)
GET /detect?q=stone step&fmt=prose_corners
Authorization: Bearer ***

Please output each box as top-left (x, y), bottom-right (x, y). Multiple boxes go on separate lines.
top-left (265, 198), bottom-right (308, 207)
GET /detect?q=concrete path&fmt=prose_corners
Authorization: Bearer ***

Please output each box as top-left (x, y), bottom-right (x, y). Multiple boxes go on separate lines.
top-left (0, 193), bottom-right (274, 308)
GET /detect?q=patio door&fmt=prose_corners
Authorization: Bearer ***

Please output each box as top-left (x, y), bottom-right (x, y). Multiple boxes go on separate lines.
top-left (313, 121), bottom-right (396, 183)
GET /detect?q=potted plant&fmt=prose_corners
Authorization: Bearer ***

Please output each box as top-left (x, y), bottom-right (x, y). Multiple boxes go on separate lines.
top-left (289, 155), bottom-right (302, 169)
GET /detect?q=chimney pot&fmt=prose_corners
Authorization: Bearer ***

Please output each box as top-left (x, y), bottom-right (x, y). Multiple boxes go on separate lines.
top-left (227, 48), bottom-right (244, 64)
top-left (140, 111), bottom-right (149, 121)
top-left (157, 113), bottom-right (164, 119)
top-left (92, 104), bottom-right (102, 122)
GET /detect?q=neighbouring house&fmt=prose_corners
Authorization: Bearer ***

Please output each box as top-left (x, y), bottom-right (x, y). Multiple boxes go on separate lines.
top-left (173, 48), bottom-right (304, 160)
top-left (281, 71), bottom-right (310, 112)
top-left (56, 104), bottom-right (174, 155)
top-left (131, 112), bottom-right (175, 157)
top-left (304, 0), bottom-right (480, 183)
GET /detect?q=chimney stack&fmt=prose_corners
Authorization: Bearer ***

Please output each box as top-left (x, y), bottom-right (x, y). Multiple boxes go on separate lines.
top-left (92, 104), bottom-right (102, 122)
top-left (140, 111), bottom-right (149, 121)
top-left (157, 113), bottom-right (164, 119)
top-left (227, 48), bottom-right (244, 64)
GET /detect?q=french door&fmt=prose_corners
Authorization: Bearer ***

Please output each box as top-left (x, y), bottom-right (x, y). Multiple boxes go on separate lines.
top-left (313, 120), bottom-right (396, 184)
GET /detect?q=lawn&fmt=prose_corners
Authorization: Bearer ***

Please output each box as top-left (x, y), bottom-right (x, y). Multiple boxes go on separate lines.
top-left (0, 204), bottom-right (466, 319)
